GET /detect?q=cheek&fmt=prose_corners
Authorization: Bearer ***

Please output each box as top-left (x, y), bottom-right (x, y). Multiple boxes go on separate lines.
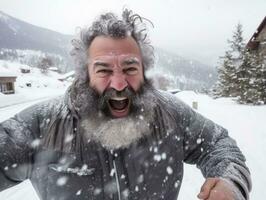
top-left (126, 75), bottom-right (144, 91)
top-left (90, 77), bottom-right (110, 94)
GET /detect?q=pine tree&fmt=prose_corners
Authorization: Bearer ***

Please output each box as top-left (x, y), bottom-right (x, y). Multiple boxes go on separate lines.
top-left (236, 50), bottom-right (256, 103)
top-left (214, 51), bottom-right (237, 97)
top-left (214, 23), bottom-right (245, 97)
top-left (37, 56), bottom-right (53, 74)
top-left (249, 52), bottom-right (266, 104)
top-left (237, 48), bottom-right (266, 104)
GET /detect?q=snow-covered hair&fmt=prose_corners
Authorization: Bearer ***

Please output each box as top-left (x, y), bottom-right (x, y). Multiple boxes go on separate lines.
top-left (70, 9), bottom-right (154, 84)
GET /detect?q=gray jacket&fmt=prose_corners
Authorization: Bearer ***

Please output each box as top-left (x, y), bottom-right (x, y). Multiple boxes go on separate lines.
top-left (0, 89), bottom-right (251, 200)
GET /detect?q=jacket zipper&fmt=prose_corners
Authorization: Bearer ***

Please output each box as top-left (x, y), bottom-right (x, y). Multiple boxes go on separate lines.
top-left (113, 159), bottom-right (121, 200)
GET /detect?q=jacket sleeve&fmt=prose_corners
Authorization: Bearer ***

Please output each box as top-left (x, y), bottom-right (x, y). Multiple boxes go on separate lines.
top-left (0, 103), bottom-right (42, 191)
top-left (181, 102), bottom-right (252, 200)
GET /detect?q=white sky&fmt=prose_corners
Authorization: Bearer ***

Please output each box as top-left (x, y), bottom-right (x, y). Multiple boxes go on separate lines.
top-left (0, 0), bottom-right (265, 66)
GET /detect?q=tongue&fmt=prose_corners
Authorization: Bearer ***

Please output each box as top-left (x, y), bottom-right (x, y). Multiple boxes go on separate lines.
top-left (109, 99), bottom-right (128, 110)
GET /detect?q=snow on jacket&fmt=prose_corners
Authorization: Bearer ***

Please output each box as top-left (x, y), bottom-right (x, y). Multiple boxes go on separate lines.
top-left (0, 89), bottom-right (251, 200)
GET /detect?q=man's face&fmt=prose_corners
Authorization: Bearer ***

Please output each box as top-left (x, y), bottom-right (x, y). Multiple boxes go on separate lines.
top-left (88, 36), bottom-right (145, 118)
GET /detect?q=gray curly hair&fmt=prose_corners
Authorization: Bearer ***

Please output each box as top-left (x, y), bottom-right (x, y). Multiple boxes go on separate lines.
top-left (70, 9), bottom-right (154, 84)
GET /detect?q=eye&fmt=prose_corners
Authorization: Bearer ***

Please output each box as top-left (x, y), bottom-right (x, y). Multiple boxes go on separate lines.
top-left (96, 69), bottom-right (113, 77)
top-left (123, 67), bottom-right (138, 75)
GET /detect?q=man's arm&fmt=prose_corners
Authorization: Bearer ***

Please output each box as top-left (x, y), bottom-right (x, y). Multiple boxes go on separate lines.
top-left (181, 103), bottom-right (251, 199)
top-left (0, 103), bottom-right (42, 191)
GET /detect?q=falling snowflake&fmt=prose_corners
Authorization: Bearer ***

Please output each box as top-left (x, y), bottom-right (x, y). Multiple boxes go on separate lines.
top-left (137, 174), bottom-right (144, 183)
top-left (30, 139), bottom-right (41, 148)
top-left (174, 180), bottom-right (180, 188)
top-left (196, 138), bottom-right (202, 144)
top-left (94, 188), bottom-right (102, 195)
top-left (11, 163), bottom-right (17, 168)
top-left (110, 168), bottom-right (115, 177)
top-left (153, 154), bottom-right (162, 162)
top-left (161, 152), bottom-right (167, 160)
top-left (64, 134), bottom-right (74, 143)
top-left (166, 166), bottom-right (173, 175)
top-left (76, 189), bottom-right (82, 195)
top-left (56, 176), bottom-right (68, 186)
top-left (122, 189), bottom-right (129, 198)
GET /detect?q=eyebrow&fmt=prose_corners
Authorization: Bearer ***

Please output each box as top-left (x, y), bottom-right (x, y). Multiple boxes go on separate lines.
top-left (122, 58), bottom-right (141, 65)
top-left (93, 61), bottom-right (110, 68)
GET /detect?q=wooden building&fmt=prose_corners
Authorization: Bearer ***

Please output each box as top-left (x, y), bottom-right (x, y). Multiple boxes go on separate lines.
top-left (0, 73), bottom-right (17, 94)
top-left (20, 66), bottom-right (31, 73)
top-left (246, 16), bottom-right (266, 57)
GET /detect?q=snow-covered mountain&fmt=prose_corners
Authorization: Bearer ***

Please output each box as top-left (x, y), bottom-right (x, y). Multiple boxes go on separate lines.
top-left (153, 48), bottom-right (217, 91)
top-left (0, 10), bottom-right (71, 56)
top-left (0, 10), bottom-right (216, 91)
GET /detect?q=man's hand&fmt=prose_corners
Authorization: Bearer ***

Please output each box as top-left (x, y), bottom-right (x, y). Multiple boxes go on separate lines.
top-left (197, 178), bottom-right (236, 200)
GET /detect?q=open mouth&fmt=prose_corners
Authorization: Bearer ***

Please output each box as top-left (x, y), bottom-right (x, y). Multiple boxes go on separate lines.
top-left (108, 97), bottom-right (130, 118)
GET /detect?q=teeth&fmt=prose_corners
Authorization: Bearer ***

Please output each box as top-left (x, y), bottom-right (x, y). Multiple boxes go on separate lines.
top-left (110, 97), bottom-right (127, 101)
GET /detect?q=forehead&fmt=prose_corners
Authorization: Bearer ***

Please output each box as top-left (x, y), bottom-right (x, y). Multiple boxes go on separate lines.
top-left (88, 36), bottom-right (142, 58)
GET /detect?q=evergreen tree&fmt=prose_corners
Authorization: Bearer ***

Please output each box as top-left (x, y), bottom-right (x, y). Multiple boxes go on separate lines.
top-left (214, 23), bottom-right (245, 97)
top-left (37, 56), bottom-right (53, 74)
top-left (236, 45), bottom-right (266, 105)
top-left (236, 50), bottom-right (256, 103)
top-left (214, 51), bottom-right (237, 97)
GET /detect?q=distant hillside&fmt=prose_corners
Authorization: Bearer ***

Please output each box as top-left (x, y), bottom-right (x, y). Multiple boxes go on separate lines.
top-left (152, 48), bottom-right (217, 91)
top-left (0, 10), bottom-right (72, 56)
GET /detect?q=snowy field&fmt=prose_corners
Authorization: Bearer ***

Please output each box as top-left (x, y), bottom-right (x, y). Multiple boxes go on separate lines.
top-left (0, 60), bottom-right (265, 199)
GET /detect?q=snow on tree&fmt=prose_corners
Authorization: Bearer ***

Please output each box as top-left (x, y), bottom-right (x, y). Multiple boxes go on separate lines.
top-left (237, 50), bottom-right (266, 104)
top-left (37, 56), bottom-right (53, 74)
top-left (214, 22), bottom-right (266, 105)
top-left (213, 23), bottom-right (245, 98)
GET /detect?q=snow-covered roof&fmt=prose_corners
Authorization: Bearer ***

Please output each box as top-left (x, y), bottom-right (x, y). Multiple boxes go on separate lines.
top-left (0, 68), bottom-right (17, 77)
top-left (20, 65), bottom-right (31, 70)
top-left (49, 67), bottom-right (59, 71)
top-left (0, 11), bottom-right (10, 22)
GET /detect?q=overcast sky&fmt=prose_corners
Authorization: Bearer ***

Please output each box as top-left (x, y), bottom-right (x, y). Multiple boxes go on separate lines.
top-left (0, 0), bottom-right (265, 66)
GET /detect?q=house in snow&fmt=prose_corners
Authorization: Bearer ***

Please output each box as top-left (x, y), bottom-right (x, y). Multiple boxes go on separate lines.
top-left (49, 67), bottom-right (59, 72)
top-left (246, 16), bottom-right (266, 58)
top-left (20, 65), bottom-right (31, 73)
top-left (0, 70), bottom-right (17, 94)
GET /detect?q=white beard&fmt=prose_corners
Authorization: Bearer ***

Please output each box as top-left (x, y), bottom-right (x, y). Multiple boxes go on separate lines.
top-left (81, 111), bottom-right (153, 150)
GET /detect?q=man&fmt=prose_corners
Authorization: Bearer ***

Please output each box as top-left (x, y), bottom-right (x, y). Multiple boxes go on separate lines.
top-left (0, 9), bottom-right (251, 200)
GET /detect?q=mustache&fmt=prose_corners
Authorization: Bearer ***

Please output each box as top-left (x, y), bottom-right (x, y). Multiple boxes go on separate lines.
top-left (98, 87), bottom-right (136, 111)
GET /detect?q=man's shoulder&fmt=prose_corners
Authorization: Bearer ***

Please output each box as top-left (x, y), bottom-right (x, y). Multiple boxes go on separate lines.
top-left (17, 95), bottom-right (67, 119)
top-left (153, 89), bottom-right (194, 116)
top-left (155, 89), bottom-right (187, 107)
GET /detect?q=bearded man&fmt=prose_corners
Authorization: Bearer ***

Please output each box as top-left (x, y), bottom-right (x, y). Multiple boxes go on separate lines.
top-left (0, 9), bottom-right (251, 200)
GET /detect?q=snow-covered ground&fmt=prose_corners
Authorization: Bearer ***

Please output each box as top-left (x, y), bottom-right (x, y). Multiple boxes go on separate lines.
top-left (0, 60), bottom-right (265, 199)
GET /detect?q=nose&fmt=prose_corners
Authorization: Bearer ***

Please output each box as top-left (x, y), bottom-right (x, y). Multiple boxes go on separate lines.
top-left (109, 73), bottom-right (128, 91)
